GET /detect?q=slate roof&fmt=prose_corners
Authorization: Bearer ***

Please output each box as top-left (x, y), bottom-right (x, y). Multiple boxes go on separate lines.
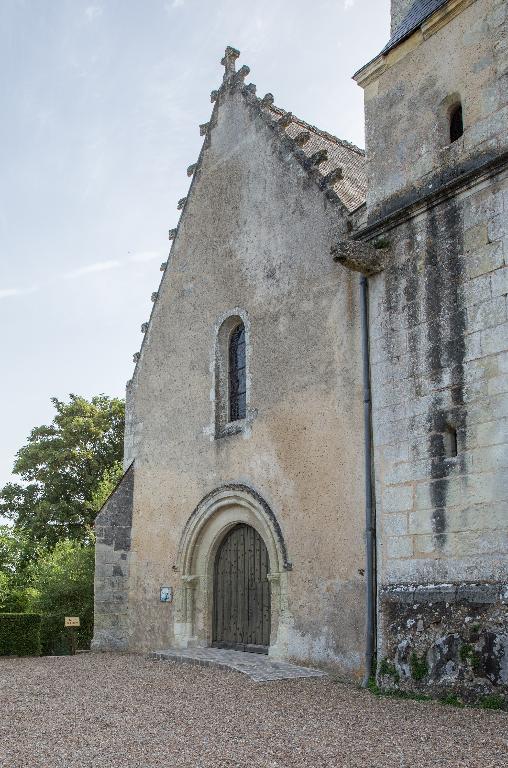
top-left (382, 0), bottom-right (449, 54)
top-left (260, 102), bottom-right (367, 212)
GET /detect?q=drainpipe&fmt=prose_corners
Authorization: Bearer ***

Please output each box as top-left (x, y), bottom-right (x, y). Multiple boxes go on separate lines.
top-left (360, 274), bottom-right (377, 687)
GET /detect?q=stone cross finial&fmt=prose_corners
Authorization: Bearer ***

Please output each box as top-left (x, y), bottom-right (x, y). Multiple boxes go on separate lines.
top-left (221, 46), bottom-right (240, 81)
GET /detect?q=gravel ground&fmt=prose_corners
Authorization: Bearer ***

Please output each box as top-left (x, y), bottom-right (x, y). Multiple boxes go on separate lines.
top-left (1, 653), bottom-right (507, 768)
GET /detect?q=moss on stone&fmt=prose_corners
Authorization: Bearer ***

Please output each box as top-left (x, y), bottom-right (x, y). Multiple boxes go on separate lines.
top-left (410, 652), bottom-right (428, 681)
top-left (379, 658), bottom-right (399, 681)
top-left (459, 642), bottom-right (482, 674)
top-left (459, 642), bottom-right (473, 662)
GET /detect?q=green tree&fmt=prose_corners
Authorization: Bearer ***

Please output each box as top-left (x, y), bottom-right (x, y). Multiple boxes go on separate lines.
top-left (89, 461), bottom-right (124, 513)
top-left (27, 538), bottom-right (96, 650)
top-left (0, 394), bottom-right (124, 550)
top-left (0, 525), bottom-right (39, 611)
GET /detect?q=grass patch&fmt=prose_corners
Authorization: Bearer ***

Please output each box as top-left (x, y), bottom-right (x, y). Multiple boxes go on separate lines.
top-left (367, 676), bottom-right (431, 703)
top-left (440, 694), bottom-right (464, 708)
top-left (477, 694), bottom-right (507, 711)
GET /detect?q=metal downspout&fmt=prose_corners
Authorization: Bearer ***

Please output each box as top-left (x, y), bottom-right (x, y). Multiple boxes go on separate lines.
top-left (360, 274), bottom-right (377, 686)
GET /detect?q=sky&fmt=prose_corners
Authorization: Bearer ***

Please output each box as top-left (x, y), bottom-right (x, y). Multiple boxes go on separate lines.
top-left (0, 0), bottom-right (390, 490)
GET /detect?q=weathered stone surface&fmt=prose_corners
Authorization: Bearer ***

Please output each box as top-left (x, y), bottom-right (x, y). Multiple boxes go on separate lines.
top-left (116, 65), bottom-right (365, 671)
top-left (331, 240), bottom-right (385, 275)
top-left (92, 464), bottom-right (134, 651)
top-left (353, 0), bottom-right (508, 700)
top-left (150, 647), bottom-right (326, 682)
top-left (378, 583), bottom-right (508, 699)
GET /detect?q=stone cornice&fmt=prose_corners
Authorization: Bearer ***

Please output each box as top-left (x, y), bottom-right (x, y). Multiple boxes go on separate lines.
top-left (353, 149), bottom-right (508, 242)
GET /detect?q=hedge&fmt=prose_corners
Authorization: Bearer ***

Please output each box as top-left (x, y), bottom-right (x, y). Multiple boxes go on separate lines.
top-left (0, 613), bottom-right (41, 656)
top-left (0, 612), bottom-right (93, 656)
top-left (40, 614), bottom-right (93, 655)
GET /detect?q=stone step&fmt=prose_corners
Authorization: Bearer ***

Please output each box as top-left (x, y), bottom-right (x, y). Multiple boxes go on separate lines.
top-left (149, 647), bottom-right (327, 683)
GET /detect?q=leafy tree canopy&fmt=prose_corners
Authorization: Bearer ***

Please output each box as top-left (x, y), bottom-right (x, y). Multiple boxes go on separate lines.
top-left (27, 539), bottom-right (95, 617)
top-left (0, 526), bottom-right (39, 611)
top-left (27, 538), bottom-right (96, 650)
top-left (0, 394), bottom-right (124, 550)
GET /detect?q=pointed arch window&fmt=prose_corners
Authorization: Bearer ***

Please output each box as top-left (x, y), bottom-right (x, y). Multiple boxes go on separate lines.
top-left (213, 312), bottom-right (251, 439)
top-left (229, 322), bottom-right (246, 421)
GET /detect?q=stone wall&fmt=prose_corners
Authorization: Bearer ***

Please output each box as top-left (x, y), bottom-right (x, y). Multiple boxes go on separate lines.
top-left (366, 162), bottom-right (508, 700)
top-left (120, 80), bottom-right (367, 675)
top-left (92, 464), bottom-right (134, 651)
top-left (353, 0), bottom-right (508, 699)
top-left (360, 0), bottom-right (508, 216)
top-left (379, 583), bottom-right (508, 700)
top-left (368, 176), bottom-right (508, 589)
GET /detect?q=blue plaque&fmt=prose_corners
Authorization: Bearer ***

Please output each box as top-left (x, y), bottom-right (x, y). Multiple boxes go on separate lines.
top-left (160, 586), bottom-right (172, 603)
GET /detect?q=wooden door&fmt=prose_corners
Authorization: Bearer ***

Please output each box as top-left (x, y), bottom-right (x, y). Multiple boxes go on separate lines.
top-left (212, 524), bottom-right (271, 654)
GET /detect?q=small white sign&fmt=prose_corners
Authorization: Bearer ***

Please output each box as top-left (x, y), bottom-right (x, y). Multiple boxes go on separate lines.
top-left (160, 587), bottom-right (173, 603)
top-left (65, 617), bottom-right (80, 627)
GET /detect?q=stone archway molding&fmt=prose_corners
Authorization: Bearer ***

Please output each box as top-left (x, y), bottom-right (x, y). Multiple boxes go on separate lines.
top-left (177, 484), bottom-right (292, 573)
top-left (173, 484), bottom-right (292, 659)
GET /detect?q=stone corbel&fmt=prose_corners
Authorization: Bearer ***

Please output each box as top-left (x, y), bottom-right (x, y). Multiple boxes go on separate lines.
top-left (278, 112), bottom-right (293, 129)
top-left (331, 239), bottom-right (388, 276)
top-left (294, 131), bottom-right (310, 147)
top-left (310, 149), bottom-right (328, 166)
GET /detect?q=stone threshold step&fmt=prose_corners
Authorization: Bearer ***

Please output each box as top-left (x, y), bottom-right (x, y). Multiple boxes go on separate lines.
top-left (149, 647), bottom-right (326, 683)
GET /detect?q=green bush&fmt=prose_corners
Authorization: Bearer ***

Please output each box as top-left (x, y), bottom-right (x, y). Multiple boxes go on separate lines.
top-left (440, 694), bottom-right (464, 708)
top-left (0, 613), bottom-right (41, 656)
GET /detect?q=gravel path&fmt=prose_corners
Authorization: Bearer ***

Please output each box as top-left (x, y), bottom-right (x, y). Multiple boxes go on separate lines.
top-left (1, 653), bottom-right (506, 768)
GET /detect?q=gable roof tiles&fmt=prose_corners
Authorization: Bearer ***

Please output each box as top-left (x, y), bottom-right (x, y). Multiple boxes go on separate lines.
top-left (382, 0), bottom-right (449, 54)
top-left (260, 102), bottom-right (367, 212)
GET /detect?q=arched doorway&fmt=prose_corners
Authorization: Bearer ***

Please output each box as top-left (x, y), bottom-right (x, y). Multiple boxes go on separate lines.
top-left (212, 523), bottom-right (271, 653)
top-left (174, 485), bottom-right (291, 658)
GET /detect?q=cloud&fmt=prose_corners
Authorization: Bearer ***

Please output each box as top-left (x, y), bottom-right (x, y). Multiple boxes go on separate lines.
top-left (165, 0), bottom-right (186, 13)
top-left (64, 260), bottom-right (121, 279)
top-left (84, 5), bottom-right (103, 22)
top-left (0, 286), bottom-right (39, 300)
top-left (344, 0), bottom-right (356, 9)
top-left (0, 288), bottom-right (25, 299)
top-left (127, 250), bottom-right (163, 264)
top-left (3, 255), bottom-right (157, 296)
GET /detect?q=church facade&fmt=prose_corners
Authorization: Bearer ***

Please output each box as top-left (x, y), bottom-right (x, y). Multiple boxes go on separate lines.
top-left (93, 0), bottom-right (508, 700)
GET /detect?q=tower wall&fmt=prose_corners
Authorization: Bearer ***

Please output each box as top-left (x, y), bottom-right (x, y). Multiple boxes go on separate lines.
top-left (355, 0), bottom-right (508, 699)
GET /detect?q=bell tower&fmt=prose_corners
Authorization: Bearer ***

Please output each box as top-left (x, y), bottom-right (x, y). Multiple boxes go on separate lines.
top-left (355, 0), bottom-right (508, 219)
top-left (347, 0), bottom-right (508, 699)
